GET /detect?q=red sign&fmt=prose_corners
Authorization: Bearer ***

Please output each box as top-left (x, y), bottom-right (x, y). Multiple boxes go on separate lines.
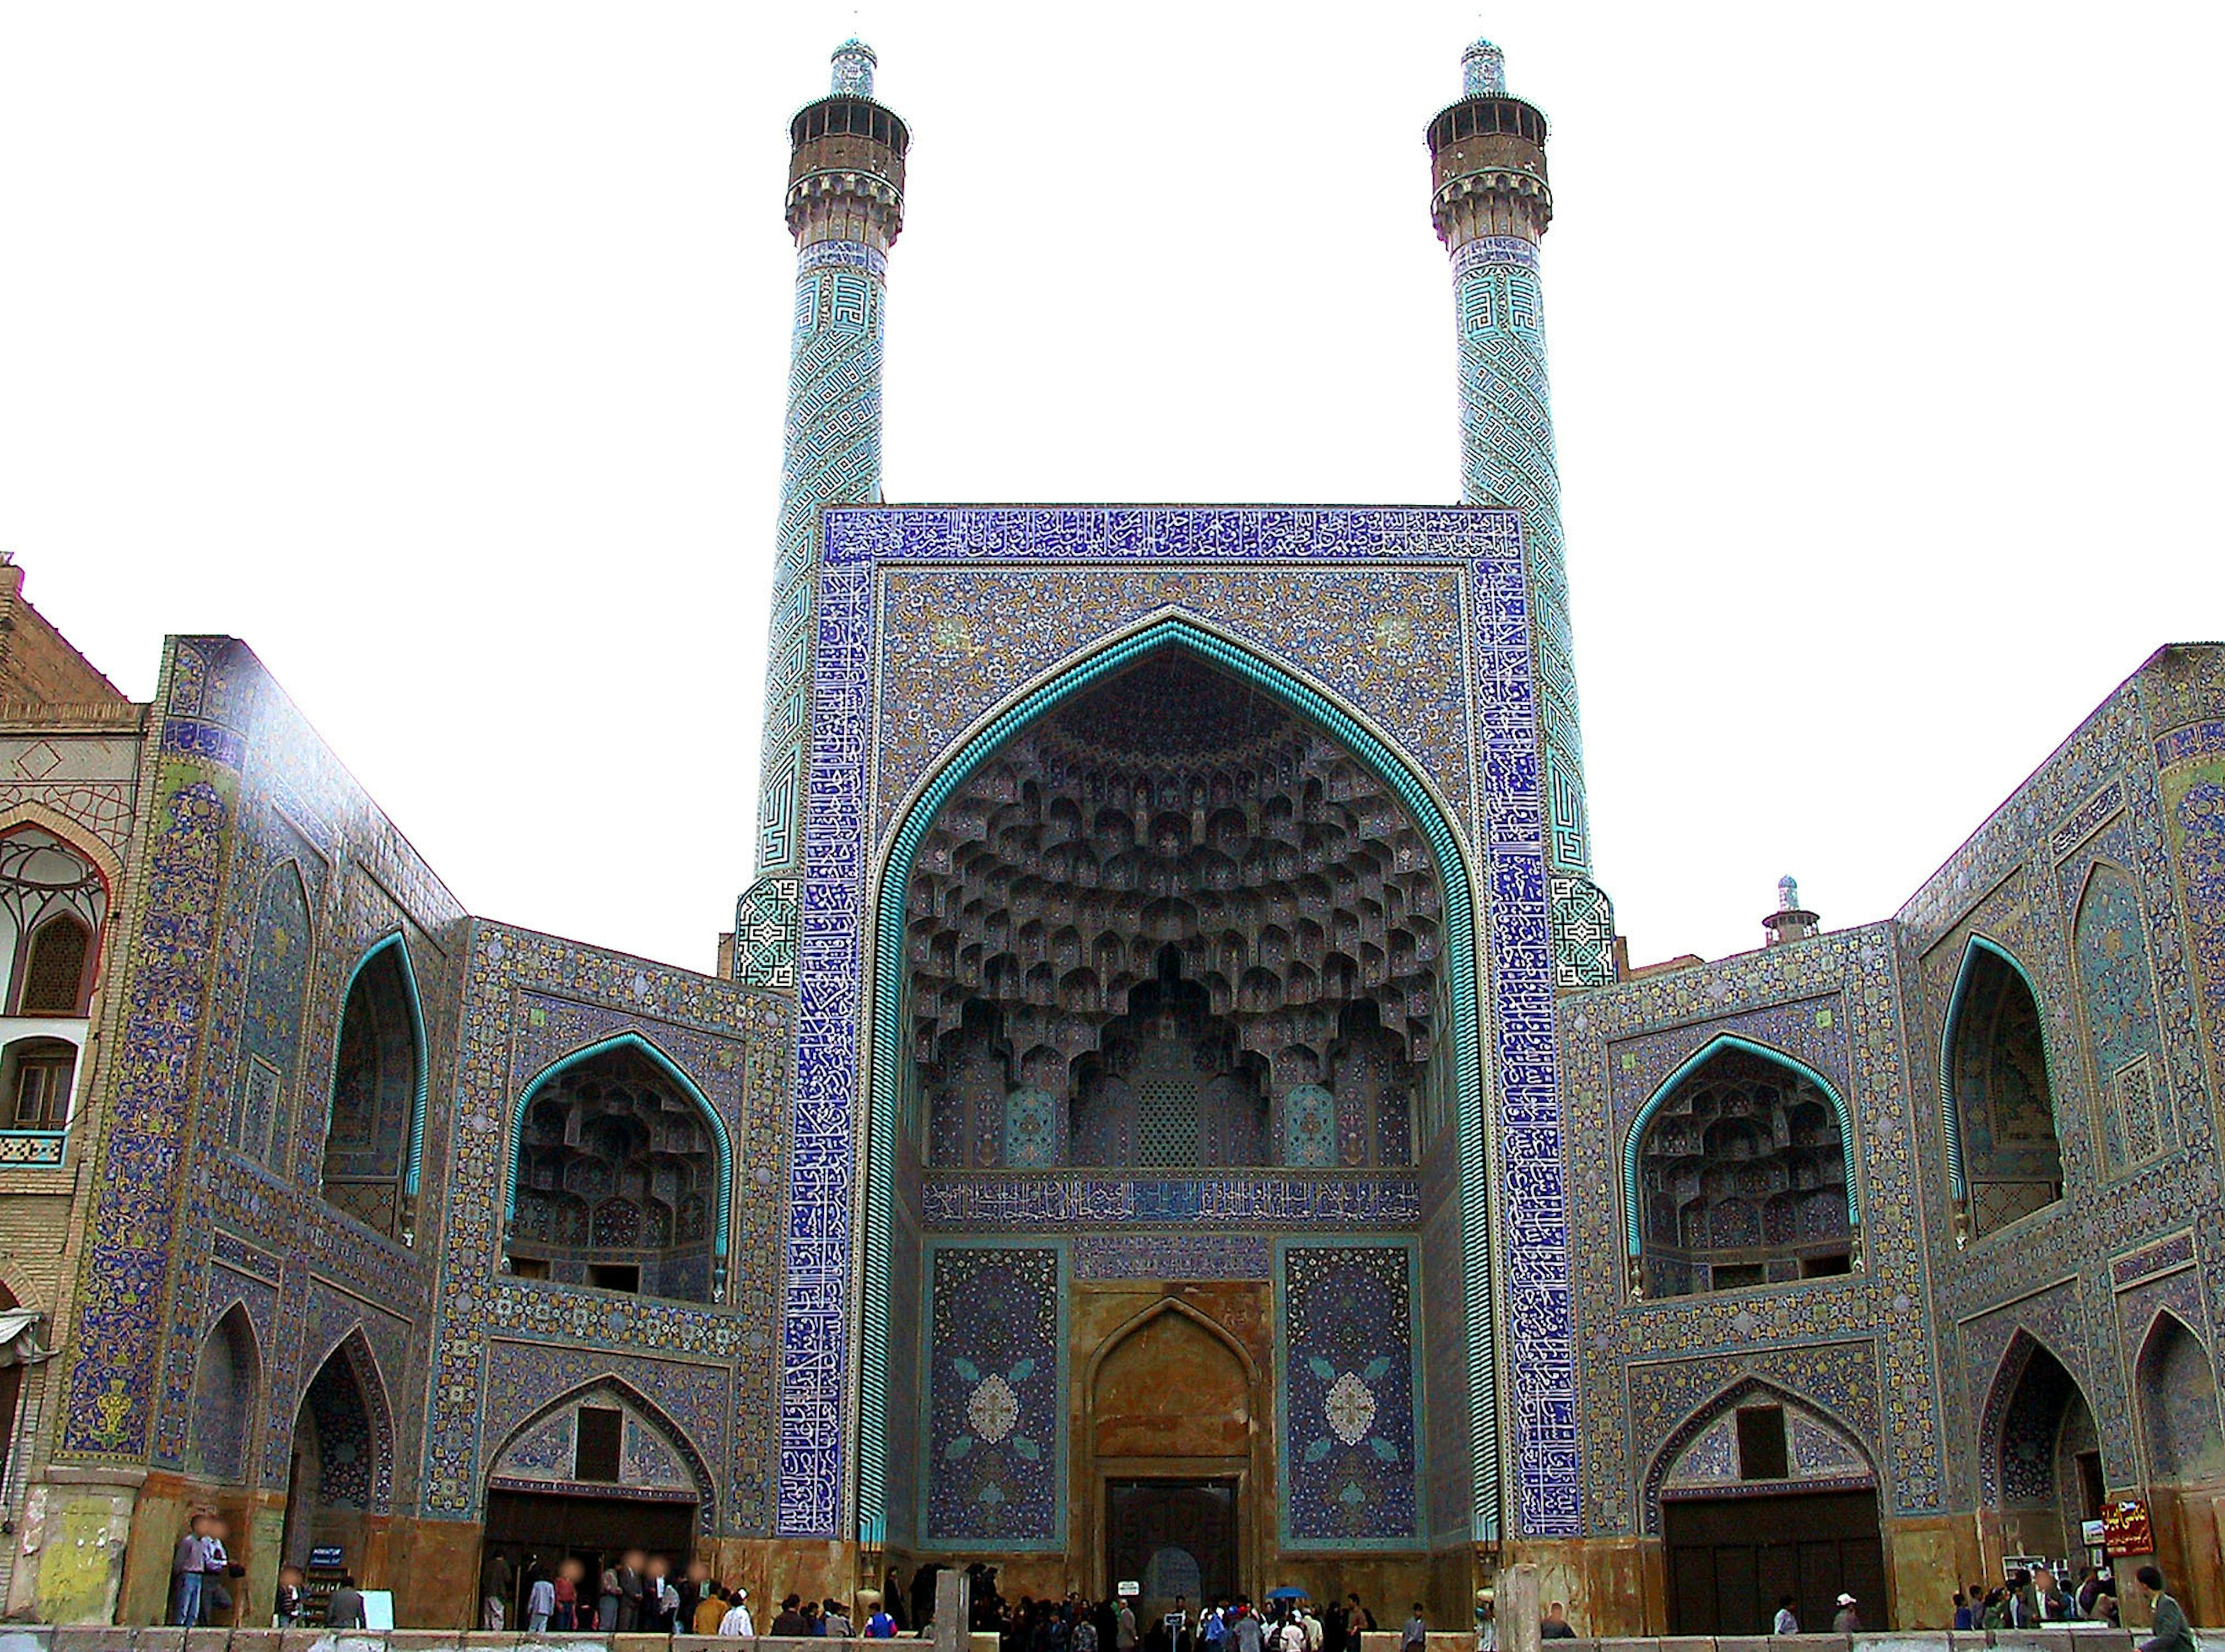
top-left (2103, 1500), bottom-right (2153, 1557)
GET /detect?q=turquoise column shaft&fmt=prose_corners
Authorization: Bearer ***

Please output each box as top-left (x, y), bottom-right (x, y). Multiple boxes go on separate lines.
top-left (754, 238), bottom-right (887, 879)
top-left (1453, 232), bottom-right (1591, 877)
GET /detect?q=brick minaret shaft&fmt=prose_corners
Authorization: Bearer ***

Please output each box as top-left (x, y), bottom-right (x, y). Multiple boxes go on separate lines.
top-left (743, 39), bottom-right (907, 972)
top-left (1428, 39), bottom-right (1594, 882)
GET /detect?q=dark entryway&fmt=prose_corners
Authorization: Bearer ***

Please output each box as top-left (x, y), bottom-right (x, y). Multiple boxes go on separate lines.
top-left (482, 1489), bottom-right (695, 1624)
top-left (1664, 1489), bottom-right (1886, 1635)
top-left (1106, 1478), bottom-right (1238, 1636)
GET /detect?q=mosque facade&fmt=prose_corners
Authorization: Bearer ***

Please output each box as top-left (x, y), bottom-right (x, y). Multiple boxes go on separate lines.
top-left (0, 35), bottom-right (2221, 1638)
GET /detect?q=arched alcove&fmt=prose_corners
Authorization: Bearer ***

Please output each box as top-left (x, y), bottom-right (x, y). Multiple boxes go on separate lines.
top-left (505, 1038), bottom-right (731, 1303)
top-left (187, 1304), bottom-right (260, 1485)
top-left (1943, 940), bottom-right (2062, 1237)
top-left (0, 826), bottom-right (108, 1016)
top-left (1984, 1333), bottom-right (2103, 1560)
top-left (482, 1377), bottom-right (714, 1570)
top-left (2072, 863), bottom-right (2173, 1172)
top-left (1627, 1038), bottom-right (1855, 1297)
top-left (281, 1333), bottom-right (392, 1567)
top-left (2138, 1312), bottom-right (2225, 1485)
top-left (856, 617), bottom-right (1492, 1554)
top-left (904, 648), bottom-right (1443, 1173)
top-left (320, 938), bottom-right (426, 1241)
top-left (232, 862), bottom-right (312, 1168)
top-left (1646, 1377), bottom-right (1885, 1635)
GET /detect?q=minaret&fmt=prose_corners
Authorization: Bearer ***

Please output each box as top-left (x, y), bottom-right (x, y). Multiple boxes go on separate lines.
top-left (736, 39), bottom-right (909, 989)
top-left (1764, 875), bottom-right (1822, 946)
top-left (1428, 39), bottom-right (1614, 987)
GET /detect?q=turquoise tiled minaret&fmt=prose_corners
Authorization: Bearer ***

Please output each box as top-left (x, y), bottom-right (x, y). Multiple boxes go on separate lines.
top-left (736, 39), bottom-right (908, 989)
top-left (1428, 38), bottom-right (1615, 987)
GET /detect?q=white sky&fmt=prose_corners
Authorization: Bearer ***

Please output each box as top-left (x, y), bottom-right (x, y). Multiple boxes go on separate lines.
top-left (3, 4), bottom-right (2219, 976)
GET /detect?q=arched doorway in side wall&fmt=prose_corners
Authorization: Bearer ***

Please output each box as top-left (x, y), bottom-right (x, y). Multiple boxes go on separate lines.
top-left (480, 1381), bottom-right (710, 1625)
top-left (281, 1334), bottom-right (392, 1587)
top-left (1649, 1382), bottom-right (1886, 1635)
top-left (1085, 1300), bottom-right (1261, 1622)
top-left (1983, 1334), bottom-right (2103, 1565)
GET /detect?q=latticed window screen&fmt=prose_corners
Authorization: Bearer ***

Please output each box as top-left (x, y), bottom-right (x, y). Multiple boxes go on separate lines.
top-left (1135, 1079), bottom-right (1199, 1167)
top-left (19, 917), bottom-right (89, 1015)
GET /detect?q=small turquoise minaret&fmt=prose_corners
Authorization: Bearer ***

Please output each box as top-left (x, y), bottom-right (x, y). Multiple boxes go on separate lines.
top-left (1427, 37), bottom-right (1614, 987)
top-left (737, 39), bottom-right (909, 988)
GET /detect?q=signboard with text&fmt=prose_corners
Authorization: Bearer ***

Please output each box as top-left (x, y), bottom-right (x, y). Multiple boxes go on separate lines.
top-left (2103, 1499), bottom-right (2153, 1557)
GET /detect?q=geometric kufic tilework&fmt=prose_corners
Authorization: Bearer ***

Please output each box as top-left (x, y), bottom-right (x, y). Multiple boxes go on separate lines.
top-left (1549, 872), bottom-right (1615, 991)
top-left (734, 874), bottom-right (801, 990)
top-left (1277, 1240), bottom-right (1421, 1548)
top-left (922, 1244), bottom-right (1063, 1549)
top-left (785, 508), bottom-right (1571, 1542)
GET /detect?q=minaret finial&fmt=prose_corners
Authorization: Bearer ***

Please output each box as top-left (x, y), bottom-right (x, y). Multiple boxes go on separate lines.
top-left (830, 37), bottom-right (876, 99)
top-left (1462, 38), bottom-right (1506, 97)
top-left (1777, 874), bottom-right (1801, 911)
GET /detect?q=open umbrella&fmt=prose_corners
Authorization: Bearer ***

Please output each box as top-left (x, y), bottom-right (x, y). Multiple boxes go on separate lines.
top-left (1265, 1588), bottom-right (1308, 1602)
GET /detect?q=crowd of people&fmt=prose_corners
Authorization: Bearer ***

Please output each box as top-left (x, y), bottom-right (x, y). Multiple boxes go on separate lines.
top-left (170, 1528), bottom-right (2202, 1651)
top-left (480, 1550), bottom-right (907, 1638)
top-left (965, 1571), bottom-right (1417, 1652)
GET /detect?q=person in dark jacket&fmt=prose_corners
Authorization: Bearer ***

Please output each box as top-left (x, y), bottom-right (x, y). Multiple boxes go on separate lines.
top-left (327, 1574), bottom-right (367, 1630)
top-left (617, 1550), bottom-right (647, 1632)
top-left (2136, 1566), bottom-right (2194, 1652)
top-left (773, 1593), bottom-right (811, 1636)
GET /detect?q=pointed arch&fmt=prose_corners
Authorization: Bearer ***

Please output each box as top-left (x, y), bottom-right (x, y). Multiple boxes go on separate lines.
top-left (318, 932), bottom-right (429, 1240)
top-left (0, 817), bottom-right (113, 1016)
top-left (1940, 935), bottom-right (2062, 1231)
top-left (234, 859), bottom-right (313, 1166)
top-left (485, 1372), bottom-right (717, 1528)
top-left (1641, 1372), bottom-right (1880, 1534)
top-left (1976, 1326), bottom-right (2098, 1509)
top-left (502, 1032), bottom-right (735, 1296)
top-left (858, 613), bottom-right (1493, 1541)
top-left (187, 1301), bottom-right (261, 1484)
top-left (291, 1326), bottom-right (396, 1520)
top-left (0, 803), bottom-right (123, 896)
top-left (300, 1324), bottom-right (397, 1514)
top-left (2135, 1307), bottom-right (2224, 1483)
top-left (2070, 859), bottom-right (2173, 1171)
top-left (1084, 1294), bottom-right (1262, 1397)
top-left (1621, 1033), bottom-right (1859, 1259)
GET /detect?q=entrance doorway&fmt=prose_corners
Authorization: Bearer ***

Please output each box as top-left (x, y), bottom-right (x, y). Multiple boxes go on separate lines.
top-left (481, 1490), bottom-right (695, 1625)
top-left (1106, 1478), bottom-right (1238, 1642)
top-left (1663, 1489), bottom-right (1886, 1635)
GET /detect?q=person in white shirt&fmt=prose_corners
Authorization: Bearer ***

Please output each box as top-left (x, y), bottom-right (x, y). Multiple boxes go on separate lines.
top-left (528, 1574), bottom-right (557, 1633)
top-left (720, 1588), bottom-right (756, 1638)
top-left (1772, 1596), bottom-right (1799, 1636)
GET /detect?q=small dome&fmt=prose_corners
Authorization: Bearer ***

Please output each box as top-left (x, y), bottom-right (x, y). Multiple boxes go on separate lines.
top-left (830, 37), bottom-right (877, 99)
top-left (1462, 38), bottom-right (1507, 98)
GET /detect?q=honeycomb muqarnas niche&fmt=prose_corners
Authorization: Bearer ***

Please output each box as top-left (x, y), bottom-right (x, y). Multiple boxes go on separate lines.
top-left (1, 32), bottom-right (2219, 1644)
